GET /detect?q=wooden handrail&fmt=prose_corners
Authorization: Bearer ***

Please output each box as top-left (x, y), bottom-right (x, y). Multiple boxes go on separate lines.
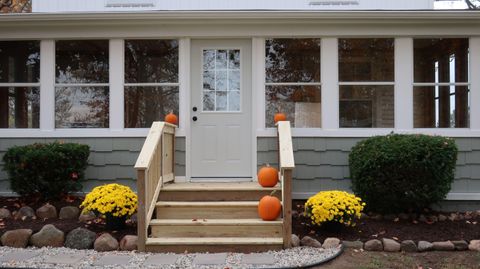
top-left (135, 121), bottom-right (176, 251)
top-left (277, 121), bottom-right (295, 248)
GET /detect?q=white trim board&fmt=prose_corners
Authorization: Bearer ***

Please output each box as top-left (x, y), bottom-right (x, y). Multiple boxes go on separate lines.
top-left (293, 192), bottom-right (480, 201)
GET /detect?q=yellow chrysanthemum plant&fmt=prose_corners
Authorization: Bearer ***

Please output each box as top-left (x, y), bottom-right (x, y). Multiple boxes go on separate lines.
top-left (304, 191), bottom-right (366, 229)
top-left (80, 184), bottom-right (138, 229)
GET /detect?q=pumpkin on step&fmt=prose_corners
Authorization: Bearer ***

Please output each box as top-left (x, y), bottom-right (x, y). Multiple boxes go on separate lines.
top-left (258, 191), bottom-right (282, 221)
top-left (165, 111), bottom-right (178, 125)
top-left (257, 164), bottom-right (279, 187)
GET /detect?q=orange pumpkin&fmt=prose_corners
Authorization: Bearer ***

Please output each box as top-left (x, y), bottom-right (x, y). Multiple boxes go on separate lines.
top-left (274, 113), bottom-right (287, 123)
top-left (258, 192), bottom-right (282, 221)
top-left (257, 164), bottom-right (279, 187)
top-left (165, 111), bottom-right (178, 125)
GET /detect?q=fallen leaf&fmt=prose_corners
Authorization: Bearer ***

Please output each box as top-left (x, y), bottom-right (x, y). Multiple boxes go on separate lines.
top-left (192, 218), bottom-right (197, 222)
top-left (394, 218), bottom-right (399, 222)
top-left (371, 234), bottom-right (378, 238)
top-left (21, 216), bottom-right (27, 221)
top-left (466, 220), bottom-right (471, 224)
top-left (392, 237), bottom-right (399, 241)
top-left (472, 222), bottom-right (477, 225)
top-left (14, 203), bottom-right (21, 208)
top-left (379, 230), bottom-right (386, 235)
top-left (309, 230), bottom-right (315, 235)
top-left (413, 220), bottom-right (418, 224)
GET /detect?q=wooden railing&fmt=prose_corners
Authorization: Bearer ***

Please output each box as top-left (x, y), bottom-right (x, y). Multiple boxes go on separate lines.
top-left (277, 121), bottom-right (295, 248)
top-left (134, 122), bottom-right (176, 251)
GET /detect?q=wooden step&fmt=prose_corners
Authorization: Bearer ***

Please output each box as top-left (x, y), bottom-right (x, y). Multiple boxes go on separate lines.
top-left (155, 201), bottom-right (262, 219)
top-left (150, 218), bottom-right (283, 237)
top-left (145, 237), bottom-right (283, 253)
top-left (159, 182), bottom-right (281, 201)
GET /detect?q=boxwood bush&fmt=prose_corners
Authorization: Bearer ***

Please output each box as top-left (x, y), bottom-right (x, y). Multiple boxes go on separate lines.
top-left (2, 142), bottom-right (90, 200)
top-left (349, 134), bottom-right (457, 214)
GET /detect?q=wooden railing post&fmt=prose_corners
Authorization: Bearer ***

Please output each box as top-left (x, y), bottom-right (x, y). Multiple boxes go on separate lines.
top-left (282, 169), bottom-right (293, 248)
top-left (136, 169), bottom-right (146, 252)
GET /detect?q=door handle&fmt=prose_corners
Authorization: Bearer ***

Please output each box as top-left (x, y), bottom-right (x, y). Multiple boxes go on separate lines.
top-left (192, 116), bottom-right (198, 122)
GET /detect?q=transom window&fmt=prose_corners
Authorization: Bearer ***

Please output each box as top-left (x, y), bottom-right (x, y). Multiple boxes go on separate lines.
top-left (202, 49), bottom-right (241, 112)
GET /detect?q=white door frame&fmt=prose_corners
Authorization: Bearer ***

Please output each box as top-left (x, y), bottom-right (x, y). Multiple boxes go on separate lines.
top-left (184, 38), bottom-right (257, 182)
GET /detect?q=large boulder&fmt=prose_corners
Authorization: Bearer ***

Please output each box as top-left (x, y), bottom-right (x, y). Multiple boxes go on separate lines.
top-left (342, 241), bottom-right (363, 249)
top-left (1, 229), bottom-right (32, 248)
top-left (291, 234), bottom-right (300, 247)
top-left (119, 235), bottom-right (138, 251)
top-left (452, 240), bottom-right (469, 251)
top-left (468, 240), bottom-right (480, 251)
top-left (0, 208), bottom-right (12, 219)
top-left (300, 236), bottom-right (322, 248)
top-left (65, 228), bottom-right (96, 250)
top-left (418, 241), bottom-right (434, 252)
top-left (36, 204), bottom-right (57, 219)
top-left (364, 239), bottom-right (383, 251)
top-left (322, 238), bottom-right (341, 249)
top-left (94, 233), bottom-right (119, 252)
top-left (382, 238), bottom-right (401, 252)
top-left (401, 240), bottom-right (418, 252)
top-left (59, 206), bottom-right (80, 220)
top-left (30, 224), bottom-right (64, 247)
top-left (14, 206), bottom-right (35, 220)
top-left (78, 211), bottom-right (96, 223)
top-left (432, 241), bottom-right (455, 251)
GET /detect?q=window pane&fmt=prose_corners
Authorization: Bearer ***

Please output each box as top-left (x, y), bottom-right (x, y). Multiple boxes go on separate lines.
top-left (124, 86), bottom-right (179, 128)
top-left (266, 39), bottom-right (321, 83)
top-left (339, 85), bottom-right (394, 128)
top-left (56, 40), bottom-right (109, 83)
top-left (266, 85), bottom-right (321, 128)
top-left (0, 41), bottom-right (40, 83)
top-left (0, 87), bottom-right (39, 128)
top-left (125, 40), bottom-right (178, 83)
top-left (414, 38), bottom-right (469, 83)
top-left (339, 39), bottom-right (394, 81)
top-left (414, 86), bottom-right (469, 128)
top-left (55, 87), bottom-right (109, 128)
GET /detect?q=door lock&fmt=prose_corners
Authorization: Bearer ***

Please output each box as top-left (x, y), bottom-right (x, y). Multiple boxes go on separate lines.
top-left (193, 107), bottom-right (197, 112)
top-left (192, 116), bottom-right (198, 122)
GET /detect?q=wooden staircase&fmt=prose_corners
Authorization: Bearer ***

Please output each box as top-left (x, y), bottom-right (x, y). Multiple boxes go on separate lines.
top-left (134, 122), bottom-right (294, 253)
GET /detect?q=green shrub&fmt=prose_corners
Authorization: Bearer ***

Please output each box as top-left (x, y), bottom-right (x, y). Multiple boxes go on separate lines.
top-left (2, 142), bottom-right (90, 200)
top-left (349, 134), bottom-right (457, 214)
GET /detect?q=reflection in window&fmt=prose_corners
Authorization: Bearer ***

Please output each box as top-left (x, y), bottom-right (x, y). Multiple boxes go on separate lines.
top-left (339, 38), bottom-right (394, 128)
top-left (124, 40), bottom-right (179, 127)
top-left (0, 41), bottom-right (40, 129)
top-left (203, 49), bottom-right (240, 112)
top-left (55, 87), bottom-right (109, 128)
top-left (0, 87), bottom-right (39, 128)
top-left (124, 87), bottom-right (179, 128)
top-left (340, 86), bottom-right (394, 128)
top-left (414, 38), bottom-right (469, 128)
top-left (265, 39), bottom-right (321, 128)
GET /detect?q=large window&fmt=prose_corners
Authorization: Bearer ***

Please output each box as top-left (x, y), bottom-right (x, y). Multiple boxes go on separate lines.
top-left (265, 39), bottom-right (321, 128)
top-left (55, 40), bottom-right (109, 128)
top-left (124, 40), bottom-right (179, 128)
top-left (0, 41), bottom-right (40, 128)
top-left (338, 38), bottom-right (394, 128)
top-left (413, 38), bottom-right (469, 128)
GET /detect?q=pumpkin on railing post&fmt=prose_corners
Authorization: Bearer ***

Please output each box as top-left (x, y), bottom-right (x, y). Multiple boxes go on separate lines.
top-left (164, 111), bottom-right (178, 125)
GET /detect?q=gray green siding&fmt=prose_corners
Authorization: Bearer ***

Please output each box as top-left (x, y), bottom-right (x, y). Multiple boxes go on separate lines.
top-left (257, 137), bottom-right (480, 199)
top-left (0, 137), bottom-right (186, 194)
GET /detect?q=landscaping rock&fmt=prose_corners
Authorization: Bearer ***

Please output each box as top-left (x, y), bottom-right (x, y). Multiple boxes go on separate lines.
top-left (30, 224), bottom-right (64, 248)
top-left (382, 238), bottom-right (401, 252)
top-left (78, 211), bottom-right (96, 222)
top-left (59, 206), bottom-right (80, 220)
top-left (1, 229), bottom-right (32, 248)
top-left (432, 241), bottom-right (455, 251)
top-left (94, 233), bottom-right (119, 251)
top-left (65, 228), bottom-right (96, 250)
top-left (322, 238), bottom-right (341, 249)
top-left (427, 215), bottom-right (438, 223)
top-left (438, 214), bottom-right (447, 222)
top-left (14, 206), bottom-right (35, 220)
top-left (300, 236), bottom-right (322, 248)
top-left (364, 239), bottom-right (383, 251)
top-left (291, 234), bottom-right (300, 247)
top-left (468, 240), bottom-right (480, 251)
top-left (401, 240), bottom-right (418, 252)
top-left (36, 204), bottom-right (57, 219)
top-left (0, 208), bottom-right (12, 219)
top-left (418, 241), bottom-right (434, 252)
top-left (452, 240), bottom-right (469, 251)
top-left (119, 235), bottom-right (138, 251)
top-left (398, 213), bottom-right (409, 220)
top-left (342, 241), bottom-right (363, 249)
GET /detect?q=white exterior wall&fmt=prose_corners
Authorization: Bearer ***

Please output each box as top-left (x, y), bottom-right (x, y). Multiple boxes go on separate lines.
top-left (33, 0), bottom-right (434, 13)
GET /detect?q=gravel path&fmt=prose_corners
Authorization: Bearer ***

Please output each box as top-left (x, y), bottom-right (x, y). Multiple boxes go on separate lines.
top-left (0, 246), bottom-right (342, 269)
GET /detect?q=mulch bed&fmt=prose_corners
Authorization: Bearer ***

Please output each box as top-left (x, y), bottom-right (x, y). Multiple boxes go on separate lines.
top-left (0, 196), bottom-right (136, 242)
top-left (1, 197), bottom-right (479, 244)
top-left (293, 200), bottom-right (480, 243)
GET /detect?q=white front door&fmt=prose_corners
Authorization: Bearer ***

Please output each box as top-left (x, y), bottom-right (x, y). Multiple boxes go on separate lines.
top-left (190, 39), bottom-right (252, 179)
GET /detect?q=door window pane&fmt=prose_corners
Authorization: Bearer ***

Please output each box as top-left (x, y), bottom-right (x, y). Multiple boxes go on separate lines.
top-left (55, 87), bottom-right (109, 128)
top-left (266, 85), bottom-right (321, 128)
top-left (125, 40), bottom-right (178, 83)
top-left (0, 41), bottom-right (40, 83)
top-left (339, 85), bottom-right (394, 128)
top-left (414, 86), bottom-right (469, 128)
top-left (266, 39), bottom-right (321, 83)
top-left (202, 49), bottom-right (241, 112)
top-left (339, 38), bottom-right (394, 81)
top-left (0, 87), bottom-right (39, 128)
top-left (124, 86), bottom-right (179, 128)
top-left (56, 40), bottom-right (109, 83)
